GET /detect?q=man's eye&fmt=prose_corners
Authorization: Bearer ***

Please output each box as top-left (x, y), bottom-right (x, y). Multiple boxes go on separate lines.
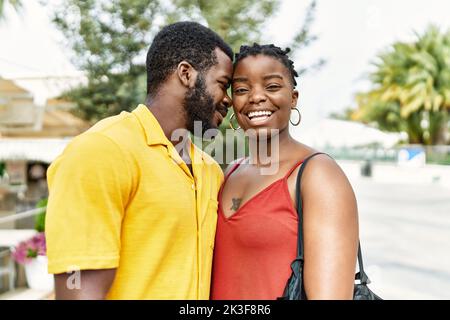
top-left (219, 82), bottom-right (230, 89)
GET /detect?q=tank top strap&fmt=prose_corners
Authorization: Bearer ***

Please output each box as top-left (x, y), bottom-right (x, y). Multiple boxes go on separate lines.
top-left (224, 158), bottom-right (247, 180)
top-left (283, 152), bottom-right (325, 179)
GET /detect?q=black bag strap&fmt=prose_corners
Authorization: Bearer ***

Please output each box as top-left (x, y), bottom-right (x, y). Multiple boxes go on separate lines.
top-left (356, 244), bottom-right (370, 284)
top-left (295, 152), bottom-right (370, 285)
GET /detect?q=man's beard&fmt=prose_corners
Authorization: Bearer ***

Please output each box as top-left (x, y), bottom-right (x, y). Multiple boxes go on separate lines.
top-left (183, 74), bottom-right (219, 137)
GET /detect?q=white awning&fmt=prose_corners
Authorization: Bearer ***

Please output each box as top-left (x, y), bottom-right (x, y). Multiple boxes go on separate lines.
top-left (292, 119), bottom-right (402, 148)
top-left (0, 138), bottom-right (71, 163)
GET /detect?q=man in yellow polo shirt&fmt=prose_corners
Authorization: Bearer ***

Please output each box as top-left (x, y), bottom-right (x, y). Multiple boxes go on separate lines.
top-left (45, 22), bottom-right (233, 299)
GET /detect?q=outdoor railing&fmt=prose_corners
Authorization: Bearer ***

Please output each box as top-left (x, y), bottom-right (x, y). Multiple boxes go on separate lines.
top-left (324, 144), bottom-right (450, 165)
top-left (0, 207), bottom-right (46, 226)
top-left (0, 207), bottom-right (46, 293)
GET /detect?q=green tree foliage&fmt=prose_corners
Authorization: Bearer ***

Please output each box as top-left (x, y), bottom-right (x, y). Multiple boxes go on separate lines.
top-left (50, 0), bottom-right (321, 122)
top-left (0, 162), bottom-right (5, 177)
top-left (50, 0), bottom-right (163, 121)
top-left (35, 197), bottom-right (47, 232)
top-left (0, 0), bottom-right (22, 20)
top-left (168, 0), bottom-right (278, 52)
top-left (353, 25), bottom-right (450, 145)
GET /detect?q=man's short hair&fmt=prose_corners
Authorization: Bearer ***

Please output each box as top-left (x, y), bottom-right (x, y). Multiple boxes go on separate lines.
top-left (146, 21), bottom-right (233, 95)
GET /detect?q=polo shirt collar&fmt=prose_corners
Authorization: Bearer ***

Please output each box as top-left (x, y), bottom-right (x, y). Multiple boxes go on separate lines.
top-left (132, 104), bottom-right (205, 162)
top-left (133, 104), bottom-right (171, 147)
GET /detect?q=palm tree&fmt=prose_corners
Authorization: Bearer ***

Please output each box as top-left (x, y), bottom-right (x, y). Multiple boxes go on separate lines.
top-left (0, 0), bottom-right (22, 20)
top-left (353, 25), bottom-right (450, 145)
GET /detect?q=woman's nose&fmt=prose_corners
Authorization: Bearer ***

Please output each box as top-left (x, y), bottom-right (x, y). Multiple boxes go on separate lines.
top-left (249, 87), bottom-right (267, 104)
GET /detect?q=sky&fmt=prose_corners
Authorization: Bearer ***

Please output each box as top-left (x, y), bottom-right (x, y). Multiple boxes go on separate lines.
top-left (1, 0), bottom-right (450, 129)
top-left (264, 0), bottom-right (450, 130)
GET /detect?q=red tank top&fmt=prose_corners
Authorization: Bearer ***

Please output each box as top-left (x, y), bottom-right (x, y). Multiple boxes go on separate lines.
top-left (211, 159), bottom-right (305, 300)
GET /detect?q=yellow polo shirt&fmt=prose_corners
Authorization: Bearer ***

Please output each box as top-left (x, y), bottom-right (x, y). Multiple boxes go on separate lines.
top-left (46, 104), bottom-right (223, 299)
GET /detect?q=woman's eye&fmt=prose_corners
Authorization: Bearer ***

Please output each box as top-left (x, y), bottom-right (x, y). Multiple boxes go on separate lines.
top-left (233, 88), bottom-right (248, 94)
top-left (267, 85), bottom-right (281, 91)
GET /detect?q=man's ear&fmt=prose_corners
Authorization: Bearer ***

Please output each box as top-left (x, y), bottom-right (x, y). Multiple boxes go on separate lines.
top-left (292, 90), bottom-right (299, 107)
top-left (177, 61), bottom-right (198, 88)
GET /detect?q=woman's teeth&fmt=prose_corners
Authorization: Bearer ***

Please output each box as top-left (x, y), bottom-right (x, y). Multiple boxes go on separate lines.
top-left (247, 110), bottom-right (273, 120)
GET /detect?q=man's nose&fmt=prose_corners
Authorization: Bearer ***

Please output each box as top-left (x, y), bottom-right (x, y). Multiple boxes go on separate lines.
top-left (223, 94), bottom-right (232, 108)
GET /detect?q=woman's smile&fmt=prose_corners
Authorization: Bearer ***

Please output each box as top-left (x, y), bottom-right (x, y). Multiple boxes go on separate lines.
top-left (244, 109), bottom-right (277, 126)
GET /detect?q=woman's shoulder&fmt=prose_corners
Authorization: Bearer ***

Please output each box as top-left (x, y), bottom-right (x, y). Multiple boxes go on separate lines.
top-left (304, 151), bottom-right (336, 168)
top-left (298, 152), bottom-right (354, 197)
top-left (286, 146), bottom-right (343, 184)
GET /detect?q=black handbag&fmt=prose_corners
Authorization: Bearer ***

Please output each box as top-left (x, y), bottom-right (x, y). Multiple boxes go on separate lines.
top-left (278, 153), bottom-right (382, 300)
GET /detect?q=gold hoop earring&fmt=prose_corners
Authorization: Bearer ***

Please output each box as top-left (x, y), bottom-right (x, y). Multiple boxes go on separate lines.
top-left (229, 113), bottom-right (241, 131)
top-left (290, 107), bottom-right (301, 126)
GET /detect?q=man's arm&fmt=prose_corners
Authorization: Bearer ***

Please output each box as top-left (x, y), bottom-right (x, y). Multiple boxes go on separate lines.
top-left (54, 269), bottom-right (117, 300)
top-left (46, 133), bottom-right (132, 299)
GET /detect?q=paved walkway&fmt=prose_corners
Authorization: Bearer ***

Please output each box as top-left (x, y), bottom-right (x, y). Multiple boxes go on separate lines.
top-left (351, 177), bottom-right (450, 299)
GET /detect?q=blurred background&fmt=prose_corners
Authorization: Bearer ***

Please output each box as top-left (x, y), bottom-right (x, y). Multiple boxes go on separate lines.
top-left (0, 0), bottom-right (449, 299)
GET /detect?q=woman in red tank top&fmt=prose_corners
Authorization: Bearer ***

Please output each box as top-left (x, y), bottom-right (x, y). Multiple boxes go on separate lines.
top-left (211, 44), bottom-right (359, 300)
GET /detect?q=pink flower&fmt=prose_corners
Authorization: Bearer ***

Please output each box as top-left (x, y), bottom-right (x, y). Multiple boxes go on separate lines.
top-left (11, 232), bottom-right (47, 265)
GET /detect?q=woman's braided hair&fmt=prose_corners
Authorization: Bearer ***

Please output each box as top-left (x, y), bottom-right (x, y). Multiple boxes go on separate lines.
top-left (234, 43), bottom-right (298, 88)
